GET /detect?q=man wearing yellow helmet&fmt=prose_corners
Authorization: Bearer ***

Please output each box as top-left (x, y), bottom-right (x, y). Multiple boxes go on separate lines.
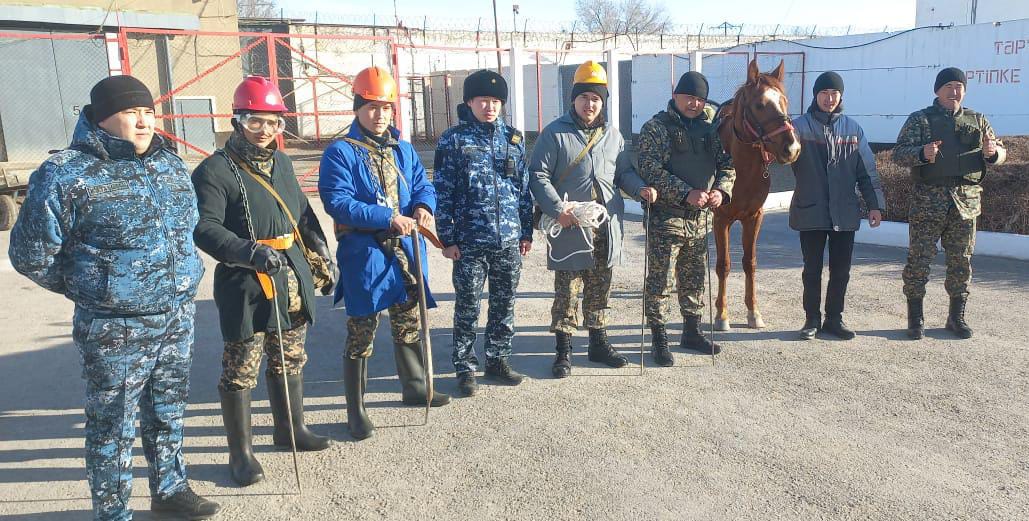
top-left (319, 66), bottom-right (451, 441)
top-left (529, 60), bottom-right (658, 378)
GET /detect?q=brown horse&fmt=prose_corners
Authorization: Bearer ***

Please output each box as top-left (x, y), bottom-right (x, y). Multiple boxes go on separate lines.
top-left (712, 59), bottom-right (801, 331)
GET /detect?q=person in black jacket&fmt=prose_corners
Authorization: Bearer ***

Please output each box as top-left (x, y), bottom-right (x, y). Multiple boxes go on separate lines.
top-left (192, 77), bottom-right (334, 487)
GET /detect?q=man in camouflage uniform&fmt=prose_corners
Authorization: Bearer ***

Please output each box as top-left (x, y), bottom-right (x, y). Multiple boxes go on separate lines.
top-left (893, 67), bottom-right (1007, 340)
top-left (638, 71), bottom-right (735, 366)
top-left (433, 70), bottom-right (534, 396)
top-left (9, 76), bottom-right (219, 520)
top-left (320, 66), bottom-right (450, 441)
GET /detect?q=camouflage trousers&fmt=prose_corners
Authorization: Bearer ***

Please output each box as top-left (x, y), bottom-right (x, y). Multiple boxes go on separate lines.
top-left (346, 247), bottom-right (421, 359)
top-left (551, 228), bottom-right (612, 334)
top-left (645, 228), bottom-right (707, 326)
top-left (72, 300), bottom-right (195, 521)
top-left (902, 190), bottom-right (976, 299)
top-left (451, 242), bottom-right (522, 374)
top-left (219, 270), bottom-right (308, 392)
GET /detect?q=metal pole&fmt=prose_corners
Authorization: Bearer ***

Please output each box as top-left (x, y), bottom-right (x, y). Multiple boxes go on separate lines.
top-left (705, 210), bottom-right (715, 366)
top-left (492, 0), bottom-right (503, 73)
top-left (269, 277), bottom-right (303, 493)
top-left (639, 202), bottom-right (650, 375)
top-left (410, 228), bottom-right (434, 424)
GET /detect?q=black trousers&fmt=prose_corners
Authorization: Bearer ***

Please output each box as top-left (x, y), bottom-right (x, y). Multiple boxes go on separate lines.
top-left (799, 230), bottom-right (855, 320)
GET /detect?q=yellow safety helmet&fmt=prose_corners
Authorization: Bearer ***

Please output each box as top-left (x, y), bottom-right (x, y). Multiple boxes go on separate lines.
top-left (573, 61), bottom-right (608, 86)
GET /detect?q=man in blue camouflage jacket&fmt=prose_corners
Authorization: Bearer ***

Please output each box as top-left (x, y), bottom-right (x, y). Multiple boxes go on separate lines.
top-left (9, 76), bottom-right (219, 521)
top-left (433, 70), bottom-right (534, 396)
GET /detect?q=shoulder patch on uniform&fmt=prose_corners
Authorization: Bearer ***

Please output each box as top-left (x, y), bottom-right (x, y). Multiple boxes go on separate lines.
top-left (509, 131), bottom-right (523, 145)
top-left (86, 180), bottom-right (130, 198)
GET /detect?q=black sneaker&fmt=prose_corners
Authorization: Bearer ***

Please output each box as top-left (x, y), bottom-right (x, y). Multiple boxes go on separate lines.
top-left (484, 358), bottom-right (524, 386)
top-left (457, 372), bottom-right (478, 396)
top-left (151, 486), bottom-right (221, 520)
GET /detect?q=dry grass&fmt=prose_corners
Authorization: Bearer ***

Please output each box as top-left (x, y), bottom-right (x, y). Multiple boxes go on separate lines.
top-left (872, 136), bottom-right (1029, 235)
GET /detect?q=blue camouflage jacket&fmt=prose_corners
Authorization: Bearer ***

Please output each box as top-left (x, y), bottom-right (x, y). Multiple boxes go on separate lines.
top-left (433, 104), bottom-right (533, 249)
top-left (9, 111), bottom-right (204, 316)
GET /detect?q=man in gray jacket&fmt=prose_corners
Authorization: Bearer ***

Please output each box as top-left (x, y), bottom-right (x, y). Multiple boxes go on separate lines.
top-left (528, 60), bottom-right (657, 378)
top-left (789, 71), bottom-right (885, 340)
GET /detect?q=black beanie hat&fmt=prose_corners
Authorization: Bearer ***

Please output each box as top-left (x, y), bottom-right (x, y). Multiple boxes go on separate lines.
top-left (673, 71), bottom-right (709, 100)
top-left (570, 83), bottom-right (608, 103)
top-left (812, 71), bottom-right (845, 96)
top-left (88, 75), bottom-right (154, 124)
top-left (934, 67), bottom-right (967, 92)
top-left (354, 95), bottom-right (370, 112)
top-left (463, 69), bottom-right (508, 103)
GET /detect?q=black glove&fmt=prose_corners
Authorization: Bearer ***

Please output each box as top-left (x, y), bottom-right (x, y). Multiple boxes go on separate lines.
top-left (251, 244), bottom-right (287, 275)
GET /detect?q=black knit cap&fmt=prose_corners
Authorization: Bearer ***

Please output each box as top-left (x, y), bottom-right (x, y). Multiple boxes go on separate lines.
top-left (674, 71), bottom-right (709, 100)
top-left (934, 67), bottom-right (967, 92)
top-left (570, 83), bottom-right (608, 103)
top-left (463, 69), bottom-right (508, 103)
top-left (812, 71), bottom-right (845, 96)
top-left (88, 75), bottom-right (154, 124)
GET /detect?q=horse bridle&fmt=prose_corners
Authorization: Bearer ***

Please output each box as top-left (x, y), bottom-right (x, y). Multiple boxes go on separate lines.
top-left (732, 86), bottom-right (795, 166)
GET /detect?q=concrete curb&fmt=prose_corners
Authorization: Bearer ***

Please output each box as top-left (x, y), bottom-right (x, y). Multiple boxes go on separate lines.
top-left (855, 220), bottom-right (1029, 261)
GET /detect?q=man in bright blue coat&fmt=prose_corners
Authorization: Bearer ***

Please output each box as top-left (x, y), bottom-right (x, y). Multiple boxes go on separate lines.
top-left (318, 66), bottom-right (451, 441)
top-left (433, 70), bottom-right (533, 396)
top-left (8, 76), bottom-right (219, 520)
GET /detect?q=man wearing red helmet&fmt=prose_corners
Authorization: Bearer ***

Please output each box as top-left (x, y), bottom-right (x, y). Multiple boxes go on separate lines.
top-left (192, 76), bottom-right (334, 486)
top-left (319, 66), bottom-right (450, 441)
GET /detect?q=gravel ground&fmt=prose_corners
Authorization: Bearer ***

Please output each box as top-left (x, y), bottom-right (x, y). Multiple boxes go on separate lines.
top-left (1, 206), bottom-right (1027, 521)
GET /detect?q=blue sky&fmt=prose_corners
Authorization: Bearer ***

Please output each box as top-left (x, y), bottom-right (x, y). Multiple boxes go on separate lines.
top-left (290, 0), bottom-right (917, 31)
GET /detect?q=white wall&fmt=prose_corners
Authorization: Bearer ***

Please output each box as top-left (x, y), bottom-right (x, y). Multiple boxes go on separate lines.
top-left (916, 0), bottom-right (1029, 26)
top-left (632, 19), bottom-right (1029, 142)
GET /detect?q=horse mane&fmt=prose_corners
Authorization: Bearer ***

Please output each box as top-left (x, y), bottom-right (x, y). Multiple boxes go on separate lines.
top-left (718, 72), bottom-right (787, 134)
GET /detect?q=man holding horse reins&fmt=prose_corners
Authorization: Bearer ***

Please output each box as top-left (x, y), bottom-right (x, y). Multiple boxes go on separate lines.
top-left (893, 67), bottom-right (1007, 341)
top-left (528, 60), bottom-right (658, 378)
top-left (638, 71), bottom-right (736, 366)
top-left (788, 71), bottom-right (885, 341)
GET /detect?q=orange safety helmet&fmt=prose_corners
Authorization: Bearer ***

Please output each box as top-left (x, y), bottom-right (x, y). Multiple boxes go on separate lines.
top-left (573, 61), bottom-right (608, 86)
top-left (352, 66), bottom-right (398, 103)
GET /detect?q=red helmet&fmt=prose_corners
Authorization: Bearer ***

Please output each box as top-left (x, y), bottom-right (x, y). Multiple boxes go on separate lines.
top-left (233, 76), bottom-right (287, 113)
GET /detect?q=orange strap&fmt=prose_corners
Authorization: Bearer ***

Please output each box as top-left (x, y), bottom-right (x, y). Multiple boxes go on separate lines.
top-left (256, 234), bottom-right (294, 251)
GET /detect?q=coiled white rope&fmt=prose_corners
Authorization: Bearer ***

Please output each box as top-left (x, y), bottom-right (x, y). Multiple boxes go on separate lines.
top-left (539, 195), bottom-right (610, 263)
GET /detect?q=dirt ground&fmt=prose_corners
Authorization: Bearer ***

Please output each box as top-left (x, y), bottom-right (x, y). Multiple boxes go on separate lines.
top-left (1, 206), bottom-right (1027, 520)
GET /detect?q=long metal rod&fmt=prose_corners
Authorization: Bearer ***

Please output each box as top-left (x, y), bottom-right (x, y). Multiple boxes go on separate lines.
top-left (410, 228), bottom-right (433, 425)
top-left (269, 277), bottom-right (303, 494)
top-left (705, 210), bottom-right (716, 366)
top-left (639, 202), bottom-right (649, 376)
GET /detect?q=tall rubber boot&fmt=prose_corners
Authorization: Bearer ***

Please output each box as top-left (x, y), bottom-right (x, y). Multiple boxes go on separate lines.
top-left (906, 298), bottom-right (924, 340)
top-left (394, 342), bottom-right (451, 407)
top-left (552, 332), bottom-right (573, 378)
top-left (267, 373), bottom-right (331, 451)
top-left (343, 357), bottom-right (375, 440)
top-left (218, 388), bottom-right (265, 487)
top-left (945, 296), bottom-right (973, 339)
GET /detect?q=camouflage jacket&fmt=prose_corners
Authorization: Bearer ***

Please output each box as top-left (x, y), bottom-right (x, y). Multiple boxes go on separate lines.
top-left (892, 100), bottom-right (1007, 219)
top-left (9, 111), bottom-right (204, 315)
top-left (433, 104), bottom-right (533, 248)
top-left (638, 101), bottom-right (735, 237)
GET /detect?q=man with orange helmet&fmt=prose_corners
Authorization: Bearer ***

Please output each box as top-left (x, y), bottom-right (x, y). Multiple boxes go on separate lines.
top-left (319, 66), bottom-right (450, 441)
top-left (192, 76), bottom-right (334, 486)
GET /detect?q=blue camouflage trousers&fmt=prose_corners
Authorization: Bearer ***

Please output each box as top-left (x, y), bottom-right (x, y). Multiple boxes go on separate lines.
top-left (451, 243), bottom-right (522, 374)
top-left (72, 300), bottom-right (195, 521)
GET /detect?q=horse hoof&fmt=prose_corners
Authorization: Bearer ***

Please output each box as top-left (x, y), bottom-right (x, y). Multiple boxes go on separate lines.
top-left (747, 312), bottom-right (766, 329)
top-left (714, 318), bottom-right (731, 332)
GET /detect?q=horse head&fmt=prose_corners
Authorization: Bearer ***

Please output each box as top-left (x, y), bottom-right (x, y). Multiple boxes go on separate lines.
top-left (724, 59), bottom-right (801, 165)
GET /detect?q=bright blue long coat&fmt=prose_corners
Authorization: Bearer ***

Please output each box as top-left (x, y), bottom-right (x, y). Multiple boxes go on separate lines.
top-left (318, 124), bottom-right (437, 317)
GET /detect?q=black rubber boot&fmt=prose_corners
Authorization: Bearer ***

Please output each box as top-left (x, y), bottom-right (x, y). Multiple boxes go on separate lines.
top-left (945, 296), bottom-right (973, 339)
top-left (343, 357), bottom-right (375, 440)
top-left (395, 342), bottom-right (451, 407)
top-left (484, 358), bottom-right (524, 385)
top-left (587, 328), bottom-right (628, 367)
top-left (799, 314), bottom-right (820, 340)
top-left (457, 372), bottom-right (478, 396)
top-left (552, 332), bottom-right (573, 378)
top-left (267, 373), bottom-right (331, 451)
top-left (681, 315), bottom-right (722, 354)
top-left (906, 298), bottom-right (924, 340)
top-left (151, 486), bottom-right (221, 520)
top-left (651, 324), bottom-right (674, 367)
top-left (218, 388), bottom-right (265, 487)
top-left (821, 315), bottom-right (856, 340)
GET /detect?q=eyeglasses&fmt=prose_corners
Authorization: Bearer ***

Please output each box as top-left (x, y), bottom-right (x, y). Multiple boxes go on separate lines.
top-left (239, 114), bottom-right (285, 134)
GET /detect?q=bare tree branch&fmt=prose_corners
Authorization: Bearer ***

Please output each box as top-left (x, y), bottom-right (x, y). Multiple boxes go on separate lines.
top-left (574, 0), bottom-right (671, 48)
top-left (238, 0), bottom-right (278, 19)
